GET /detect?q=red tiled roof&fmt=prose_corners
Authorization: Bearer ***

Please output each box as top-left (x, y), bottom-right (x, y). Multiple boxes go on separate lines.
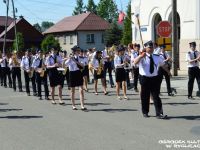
top-left (0, 16), bottom-right (14, 26)
top-left (43, 12), bottom-right (110, 34)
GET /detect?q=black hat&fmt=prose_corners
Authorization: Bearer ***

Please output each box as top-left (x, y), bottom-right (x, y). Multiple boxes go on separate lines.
top-left (189, 42), bottom-right (196, 47)
top-left (135, 44), bottom-right (140, 48)
top-left (117, 45), bottom-right (125, 52)
top-left (160, 45), bottom-right (166, 49)
top-left (36, 49), bottom-right (42, 53)
top-left (96, 50), bottom-right (102, 54)
top-left (144, 41), bottom-right (153, 48)
top-left (71, 45), bottom-right (80, 51)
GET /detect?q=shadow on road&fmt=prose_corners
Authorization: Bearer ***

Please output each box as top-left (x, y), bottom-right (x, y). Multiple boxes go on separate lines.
top-left (0, 109), bottom-right (23, 112)
top-left (88, 108), bottom-right (138, 113)
top-left (163, 102), bottom-right (199, 106)
top-left (0, 103), bottom-right (9, 105)
top-left (0, 115), bottom-right (43, 119)
top-left (167, 115), bottom-right (200, 120)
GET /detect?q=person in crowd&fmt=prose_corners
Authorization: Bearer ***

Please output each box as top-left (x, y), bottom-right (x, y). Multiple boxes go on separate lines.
top-left (46, 46), bottom-right (65, 104)
top-left (134, 41), bottom-right (169, 119)
top-left (32, 50), bottom-right (49, 100)
top-left (91, 50), bottom-right (108, 95)
top-left (9, 51), bottom-right (23, 92)
top-left (114, 45), bottom-right (128, 100)
top-left (186, 42), bottom-right (200, 99)
top-left (65, 46), bottom-right (87, 110)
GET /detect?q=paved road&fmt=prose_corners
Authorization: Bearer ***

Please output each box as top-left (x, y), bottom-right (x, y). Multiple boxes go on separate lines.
top-left (0, 76), bottom-right (200, 150)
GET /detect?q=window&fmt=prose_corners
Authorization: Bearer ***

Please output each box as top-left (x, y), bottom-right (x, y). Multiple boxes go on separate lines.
top-left (63, 35), bottom-right (66, 45)
top-left (70, 35), bottom-right (73, 44)
top-left (86, 34), bottom-right (95, 43)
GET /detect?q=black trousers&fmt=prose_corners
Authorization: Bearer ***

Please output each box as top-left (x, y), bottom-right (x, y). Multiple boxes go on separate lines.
top-left (24, 71), bottom-right (37, 94)
top-left (158, 67), bottom-right (172, 94)
top-left (132, 67), bottom-right (139, 89)
top-left (139, 75), bottom-right (163, 116)
top-left (188, 67), bottom-right (200, 96)
top-left (0, 66), bottom-right (3, 86)
top-left (11, 67), bottom-right (22, 91)
top-left (125, 69), bottom-right (131, 87)
top-left (35, 72), bottom-right (49, 98)
top-left (65, 68), bottom-right (70, 86)
top-left (1, 67), bottom-right (12, 87)
top-left (103, 61), bottom-right (114, 86)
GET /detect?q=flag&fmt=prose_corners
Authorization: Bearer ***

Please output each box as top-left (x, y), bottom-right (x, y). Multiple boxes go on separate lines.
top-left (118, 11), bottom-right (126, 24)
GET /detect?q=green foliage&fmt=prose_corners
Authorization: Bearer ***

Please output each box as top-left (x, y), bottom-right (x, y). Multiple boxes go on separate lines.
top-left (104, 22), bottom-right (122, 46)
top-left (121, 2), bottom-right (132, 45)
top-left (86, 0), bottom-right (97, 14)
top-left (41, 21), bottom-right (54, 32)
top-left (41, 35), bottom-right (60, 52)
top-left (13, 32), bottom-right (24, 52)
top-left (33, 23), bottom-right (42, 32)
top-left (73, 0), bottom-right (85, 15)
top-left (97, 0), bottom-right (118, 23)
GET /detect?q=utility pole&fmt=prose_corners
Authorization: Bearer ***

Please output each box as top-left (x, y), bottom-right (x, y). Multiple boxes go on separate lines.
top-left (3, 0), bottom-right (9, 55)
top-left (172, 0), bottom-right (178, 76)
top-left (11, 0), bottom-right (18, 52)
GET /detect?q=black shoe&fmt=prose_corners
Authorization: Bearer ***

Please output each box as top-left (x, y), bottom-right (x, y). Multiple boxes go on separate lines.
top-left (143, 114), bottom-right (150, 118)
top-left (27, 93), bottom-right (31, 96)
top-left (156, 114), bottom-right (168, 119)
top-left (168, 93), bottom-right (174, 96)
top-left (134, 88), bottom-right (139, 92)
top-left (45, 97), bottom-right (50, 100)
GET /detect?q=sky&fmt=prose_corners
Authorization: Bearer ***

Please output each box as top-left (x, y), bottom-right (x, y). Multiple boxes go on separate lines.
top-left (1, 0), bottom-right (130, 25)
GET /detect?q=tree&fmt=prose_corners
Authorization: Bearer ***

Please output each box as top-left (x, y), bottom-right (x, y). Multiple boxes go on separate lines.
top-left (104, 22), bottom-right (122, 46)
top-left (41, 21), bottom-right (54, 32)
top-left (86, 0), bottom-right (97, 14)
top-left (33, 23), bottom-right (42, 32)
top-left (97, 0), bottom-right (118, 23)
top-left (121, 2), bottom-right (132, 45)
top-left (72, 0), bottom-right (85, 15)
top-left (13, 32), bottom-right (24, 52)
top-left (41, 35), bottom-right (60, 52)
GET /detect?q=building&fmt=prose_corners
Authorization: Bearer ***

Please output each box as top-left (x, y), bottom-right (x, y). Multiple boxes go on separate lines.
top-left (43, 12), bottom-right (110, 52)
top-left (131, 0), bottom-right (200, 73)
top-left (0, 16), bottom-right (44, 52)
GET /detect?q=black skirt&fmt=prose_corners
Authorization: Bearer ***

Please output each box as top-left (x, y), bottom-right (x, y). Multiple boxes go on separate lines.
top-left (94, 69), bottom-right (104, 80)
top-left (69, 70), bottom-right (83, 87)
top-left (82, 65), bottom-right (89, 77)
top-left (115, 68), bottom-right (126, 82)
top-left (48, 68), bottom-right (64, 87)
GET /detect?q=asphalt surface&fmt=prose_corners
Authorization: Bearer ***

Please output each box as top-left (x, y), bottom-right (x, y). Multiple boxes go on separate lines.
top-left (0, 76), bottom-right (200, 150)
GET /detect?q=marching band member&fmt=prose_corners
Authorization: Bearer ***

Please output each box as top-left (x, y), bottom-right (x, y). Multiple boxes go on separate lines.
top-left (65, 46), bottom-right (87, 110)
top-left (9, 51), bottom-right (23, 92)
top-left (21, 49), bottom-right (37, 96)
top-left (91, 50), bottom-right (108, 95)
top-left (32, 50), bottom-right (49, 100)
top-left (62, 51), bottom-right (70, 89)
top-left (158, 45), bottom-right (173, 96)
top-left (134, 41), bottom-right (169, 119)
top-left (131, 44), bottom-right (140, 92)
top-left (114, 45), bottom-right (128, 100)
top-left (79, 49), bottom-right (89, 91)
top-left (46, 46), bottom-right (65, 105)
top-left (0, 53), bottom-right (12, 88)
top-left (186, 42), bottom-right (200, 99)
top-left (102, 45), bottom-right (115, 88)
top-left (88, 48), bottom-right (94, 83)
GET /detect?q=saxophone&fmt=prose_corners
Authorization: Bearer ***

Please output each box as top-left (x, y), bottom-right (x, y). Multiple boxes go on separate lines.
top-left (12, 54), bottom-right (20, 67)
top-left (97, 58), bottom-right (103, 75)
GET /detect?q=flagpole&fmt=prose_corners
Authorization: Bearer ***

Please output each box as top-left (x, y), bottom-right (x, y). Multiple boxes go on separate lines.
top-left (3, 0), bottom-right (9, 55)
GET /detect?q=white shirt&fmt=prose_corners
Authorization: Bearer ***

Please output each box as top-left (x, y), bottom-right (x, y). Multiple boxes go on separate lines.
top-left (32, 57), bottom-right (44, 69)
top-left (0, 57), bottom-right (9, 68)
top-left (154, 47), bottom-right (161, 55)
top-left (102, 49), bottom-right (108, 62)
top-left (186, 50), bottom-right (200, 68)
top-left (65, 58), bottom-right (80, 72)
top-left (139, 53), bottom-right (164, 77)
top-left (9, 57), bottom-right (21, 68)
top-left (114, 55), bottom-right (125, 68)
top-left (46, 54), bottom-right (63, 68)
top-left (21, 56), bottom-right (33, 70)
top-left (131, 50), bottom-right (139, 68)
top-left (91, 57), bottom-right (104, 69)
top-left (79, 56), bottom-right (88, 66)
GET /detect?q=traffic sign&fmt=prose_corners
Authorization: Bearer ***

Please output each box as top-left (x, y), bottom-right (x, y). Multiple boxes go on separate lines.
top-left (157, 21), bottom-right (172, 38)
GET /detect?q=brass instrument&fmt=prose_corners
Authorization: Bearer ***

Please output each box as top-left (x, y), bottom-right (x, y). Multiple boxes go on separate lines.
top-left (12, 53), bottom-right (20, 67)
top-left (28, 69), bottom-right (34, 78)
top-left (97, 58), bottom-right (103, 75)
